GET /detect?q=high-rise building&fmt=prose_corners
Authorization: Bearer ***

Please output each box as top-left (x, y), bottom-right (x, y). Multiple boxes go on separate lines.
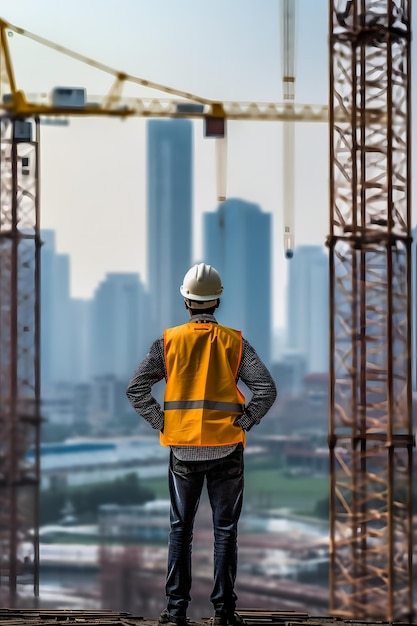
top-left (40, 229), bottom-right (73, 388)
top-left (69, 297), bottom-right (91, 382)
top-left (285, 245), bottom-right (329, 374)
top-left (146, 119), bottom-right (193, 333)
top-left (89, 272), bottom-right (148, 379)
top-left (203, 198), bottom-right (272, 365)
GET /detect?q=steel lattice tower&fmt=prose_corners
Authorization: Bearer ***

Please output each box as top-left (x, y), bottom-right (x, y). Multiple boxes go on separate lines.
top-left (327, 0), bottom-right (413, 621)
top-left (0, 117), bottom-right (41, 605)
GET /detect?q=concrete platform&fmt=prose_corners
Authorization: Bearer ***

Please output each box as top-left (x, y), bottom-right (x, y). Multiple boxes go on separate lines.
top-left (0, 609), bottom-right (413, 626)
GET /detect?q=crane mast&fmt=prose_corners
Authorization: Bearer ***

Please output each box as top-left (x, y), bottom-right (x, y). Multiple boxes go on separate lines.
top-left (0, 117), bottom-right (41, 605)
top-left (328, 0), bottom-right (413, 620)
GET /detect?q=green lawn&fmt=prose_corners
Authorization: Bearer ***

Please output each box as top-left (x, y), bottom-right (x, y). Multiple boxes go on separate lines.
top-left (243, 467), bottom-right (328, 513)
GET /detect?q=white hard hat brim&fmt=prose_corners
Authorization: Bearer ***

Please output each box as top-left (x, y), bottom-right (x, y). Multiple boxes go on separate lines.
top-left (179, 285), bottom-right (223, 301)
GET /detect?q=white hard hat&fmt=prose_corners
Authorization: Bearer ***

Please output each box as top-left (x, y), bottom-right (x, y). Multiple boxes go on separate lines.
top-left (180, 263), bottom-right (224, 303)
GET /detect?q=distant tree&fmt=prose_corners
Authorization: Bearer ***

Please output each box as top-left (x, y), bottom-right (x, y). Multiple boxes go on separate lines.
top-left (40, 472), bottom-right (155, 524)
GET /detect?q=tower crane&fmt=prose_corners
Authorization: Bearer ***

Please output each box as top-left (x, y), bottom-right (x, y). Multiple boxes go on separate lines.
top-left (0, 2), bottom-right (414, 622)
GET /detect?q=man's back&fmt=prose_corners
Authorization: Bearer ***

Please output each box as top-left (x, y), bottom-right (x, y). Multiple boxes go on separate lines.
top-left (162, 321), bottom-right (246, 447)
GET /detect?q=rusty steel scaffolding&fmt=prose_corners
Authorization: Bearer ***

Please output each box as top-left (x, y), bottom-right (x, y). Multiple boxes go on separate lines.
top-left (327, 0), bottom-right (414, 621)
top-left (0, 117), bottom-right (41, 606)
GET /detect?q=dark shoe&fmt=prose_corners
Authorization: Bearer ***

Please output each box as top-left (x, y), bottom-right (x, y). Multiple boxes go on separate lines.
top-left (212, 613), bottom-right (245, 626)
top-left (159, 609), bottom-right (188, 626)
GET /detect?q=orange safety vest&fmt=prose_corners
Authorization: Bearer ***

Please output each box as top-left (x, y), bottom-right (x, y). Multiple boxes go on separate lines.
top-left (160, 321), bottom-right (246, 447)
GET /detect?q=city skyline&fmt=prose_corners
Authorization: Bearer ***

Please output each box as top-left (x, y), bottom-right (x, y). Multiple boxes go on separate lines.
top-left (40, 220), bottom-right (417, 394)
top-left (40, 223), bottom-right (329, 385)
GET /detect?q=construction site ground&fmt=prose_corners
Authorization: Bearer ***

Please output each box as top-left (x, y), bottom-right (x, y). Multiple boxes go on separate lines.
top-left (0, 609), bottom-right (415, 626)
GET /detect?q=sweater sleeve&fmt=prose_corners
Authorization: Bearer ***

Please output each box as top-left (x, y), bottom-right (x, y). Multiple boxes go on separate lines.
top-left (234, 338), bottom-right (277, 431)
top-left (126, 337), bottom-right (166, 431)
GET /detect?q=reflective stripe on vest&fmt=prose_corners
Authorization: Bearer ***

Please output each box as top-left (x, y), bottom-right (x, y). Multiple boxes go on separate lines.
top-left (160, 322), bottom-right (246, 447)
top-left (164, 400), bottom-right (244, 412)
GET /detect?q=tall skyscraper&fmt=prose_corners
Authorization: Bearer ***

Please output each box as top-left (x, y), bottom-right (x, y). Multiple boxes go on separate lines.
top-left (203, 198), bottom-right (272, 365)
top-left (70, 297), bottom-right (91, 382)
top-left (89, 272), bottom-right (148, 379)
top-left (40, 229), bottom-right (73, 388)
top-left (147, 119), bottom-right (193, 333)
top-left (286, 245), bottom-right (329, 374)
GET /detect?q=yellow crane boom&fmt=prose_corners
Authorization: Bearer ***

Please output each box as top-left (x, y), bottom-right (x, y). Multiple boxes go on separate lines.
top-left (0, 17), bottom-right (327, 123)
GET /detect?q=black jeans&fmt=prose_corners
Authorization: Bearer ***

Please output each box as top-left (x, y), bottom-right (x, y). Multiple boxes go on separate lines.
top-left (165, 445), bottom-right (244, 620)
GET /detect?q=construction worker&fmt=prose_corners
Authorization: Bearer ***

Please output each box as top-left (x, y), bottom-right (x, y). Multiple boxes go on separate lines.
top-left (126, 262), bottom-right (277, 626)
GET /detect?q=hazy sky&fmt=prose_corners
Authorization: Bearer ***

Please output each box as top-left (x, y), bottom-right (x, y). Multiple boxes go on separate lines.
top-left (1, 1), bottom-right (412, 328)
